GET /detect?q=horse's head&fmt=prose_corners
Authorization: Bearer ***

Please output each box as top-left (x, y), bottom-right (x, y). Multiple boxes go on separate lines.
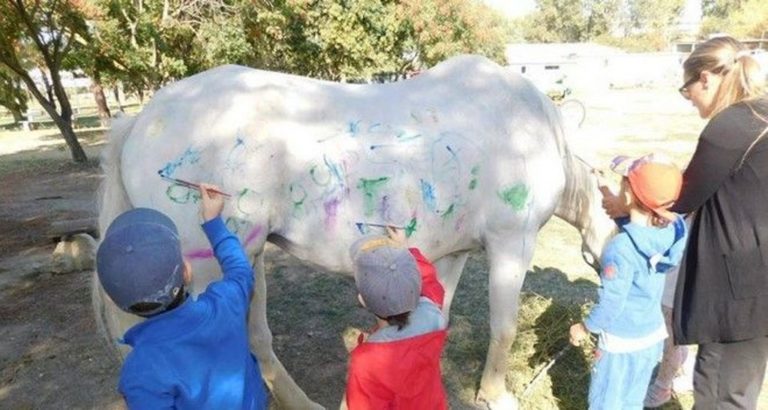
top-left (555, 153), bottom-right (617, 273)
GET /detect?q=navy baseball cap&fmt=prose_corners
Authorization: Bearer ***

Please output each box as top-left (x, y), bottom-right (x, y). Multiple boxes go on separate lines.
top-left (96, 208), bottom-right (184, 316)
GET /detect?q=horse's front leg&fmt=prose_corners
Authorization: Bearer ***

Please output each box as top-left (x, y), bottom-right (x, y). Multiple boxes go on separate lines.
top-left (248, 252), bottom-right (324, 409)
top-left (476, 230), bottom-right (537, 410)
top-left (432, 251), bottom-right (470, 319)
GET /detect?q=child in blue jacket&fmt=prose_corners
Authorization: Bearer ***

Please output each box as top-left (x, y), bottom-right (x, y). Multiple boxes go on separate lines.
top-left (569, 154), bottom-right (688, 410)
top-left (96, 183), bottom-right (267, 409)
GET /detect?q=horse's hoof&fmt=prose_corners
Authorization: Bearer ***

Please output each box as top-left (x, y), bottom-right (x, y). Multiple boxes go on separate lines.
top-left (477, 391), bottom-right (519, 410)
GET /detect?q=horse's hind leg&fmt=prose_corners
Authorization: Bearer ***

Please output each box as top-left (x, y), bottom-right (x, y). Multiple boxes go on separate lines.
top-left (476, 230), bottom-right (537, 410)
top-left (248, 252), bottom-right (324, 409)
top-left (432, 251), bottom-right (470, 319)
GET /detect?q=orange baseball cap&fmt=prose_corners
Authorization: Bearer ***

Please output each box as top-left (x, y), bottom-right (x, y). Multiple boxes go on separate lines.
top-left (610, 154), bottom-right (682, 222)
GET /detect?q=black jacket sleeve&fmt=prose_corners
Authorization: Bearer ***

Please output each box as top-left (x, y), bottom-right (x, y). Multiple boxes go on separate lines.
top-left (671, 107), bottom-right (752, 214)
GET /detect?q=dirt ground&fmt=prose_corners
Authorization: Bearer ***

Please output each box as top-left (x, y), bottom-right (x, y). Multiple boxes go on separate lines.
top-left (0, 152), bottom-right (124, 409)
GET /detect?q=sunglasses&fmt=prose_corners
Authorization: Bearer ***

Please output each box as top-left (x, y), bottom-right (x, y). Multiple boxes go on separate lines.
top-left (678, 75), bottom-right (700, 99)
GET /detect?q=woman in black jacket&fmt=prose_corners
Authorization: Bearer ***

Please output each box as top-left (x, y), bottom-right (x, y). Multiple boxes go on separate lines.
top-left (605, 36), bottom-right (768, 409)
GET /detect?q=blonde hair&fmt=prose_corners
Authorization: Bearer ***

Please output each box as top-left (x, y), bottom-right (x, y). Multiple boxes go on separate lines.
top-left (683, 36), bottom-right (766, 118)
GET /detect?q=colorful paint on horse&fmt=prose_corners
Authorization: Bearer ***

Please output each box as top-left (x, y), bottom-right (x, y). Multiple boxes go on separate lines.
top-left (225, 216), bottom-right (252, 236)
top-left (166, 184), bottom-right (202, 204)
top-left (289, 183), bottom-right (307, 213)
top-left (158, 147), bottom-right (201, 178)
top-left (420, 179), bottom-right (437, 212)
top-left (357, 177), bottom-right (389, 217)
top-left (469, 165), bottom-right (480, 190)
top-left (396, 131), bottom-right (422, 141)
top-left (440, 203), bottom-right (456, 220)
top-left (348, 120), bottom-right (361, 136)
top-left (184, 225), bottom-right (264, 260)
top-left (236, 188), bottom-right (255, 215)
top-left (404, 217), bottom-right (418, 237)
top-left (498, 184), bottom-right (530, 211)
top-left (323, 197), bottom-right (341, 230)
top-left (185, 248), bottom-right (214, 260)
top-left (224, 136), bottom-right (248, 174)
top-left (244, 226), bottom-right (263, 247)
top-left (309, 165), bottom-right (332, 186)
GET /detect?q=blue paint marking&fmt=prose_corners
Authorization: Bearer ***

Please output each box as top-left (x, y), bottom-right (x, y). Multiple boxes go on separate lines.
top-left (348, 120), bottom-right (361, 135)
top-left (396, 131), bottom-right (422, 141)
top-left (158, 147), bottom-right (202, 177)
top-left (323, 155), bottom-right (344, 185)
top-left (420, 179), bottom-right (437, 212)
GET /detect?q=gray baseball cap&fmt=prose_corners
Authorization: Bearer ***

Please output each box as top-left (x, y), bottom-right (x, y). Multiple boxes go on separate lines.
top-left (96, 208), bottom-right (184, 316)
top-left (350, 235), bottom-right (421, 318)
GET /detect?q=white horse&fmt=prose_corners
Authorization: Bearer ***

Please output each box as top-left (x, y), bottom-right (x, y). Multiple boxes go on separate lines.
top-left (94, 55), bottom-right (614, 409)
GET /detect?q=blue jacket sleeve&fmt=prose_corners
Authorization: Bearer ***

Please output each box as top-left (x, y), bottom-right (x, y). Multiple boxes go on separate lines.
top-left (584, 249), bottom-right (633, 334)
top-left (201, 217), bottom-right (255, 313)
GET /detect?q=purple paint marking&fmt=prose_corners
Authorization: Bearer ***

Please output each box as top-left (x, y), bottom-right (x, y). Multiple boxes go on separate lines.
top-left (324, 197), bottom-right (341, 229)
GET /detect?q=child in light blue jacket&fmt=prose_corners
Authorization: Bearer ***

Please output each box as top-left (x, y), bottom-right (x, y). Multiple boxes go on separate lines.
top-left (570, 154), bottom-right (688, 410)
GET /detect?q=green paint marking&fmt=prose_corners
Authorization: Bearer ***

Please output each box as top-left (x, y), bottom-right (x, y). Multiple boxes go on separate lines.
top-left (498, 184), bottom-right (530, 211)
top-left (469, 165), bottom-right (480, 190)
top-left (440, 203), bottom-right (455, 219)
top-left (167, 185), bottom-right (200, 204)
top-left (236, 188), bottom-right (250, 214)
top-left (405, 218), bottom-right (417, 238)
top-left (309, 165), bottom-right (330, 186)
top-left (289, 183), bottom-right (307, 211)
top-left (357, 177), bottom-right (389, 217)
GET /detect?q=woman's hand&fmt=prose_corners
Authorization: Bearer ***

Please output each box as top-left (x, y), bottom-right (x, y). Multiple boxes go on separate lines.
top-left (594, 170), bottom-right (630, 219)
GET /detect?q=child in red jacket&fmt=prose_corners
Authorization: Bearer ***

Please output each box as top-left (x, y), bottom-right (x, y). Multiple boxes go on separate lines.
top-left (345, 226), bottom-right (448, 410)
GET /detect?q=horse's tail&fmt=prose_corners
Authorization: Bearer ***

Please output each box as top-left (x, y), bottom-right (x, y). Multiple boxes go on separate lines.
top-left (92, 115), bottom-right (138, 358)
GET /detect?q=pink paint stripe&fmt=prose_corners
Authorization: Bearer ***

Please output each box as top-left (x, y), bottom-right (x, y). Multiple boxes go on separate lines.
top-left (244, 226), bottom-right (263, 247)
top-left (184, 225), bottom-right (263, 260)
top-left (185, 248), bottom-right (214, 260)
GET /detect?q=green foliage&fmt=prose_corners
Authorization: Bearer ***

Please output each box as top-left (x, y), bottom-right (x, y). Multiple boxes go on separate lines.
top-left (397, 0), bottom-right (508, 67)
top-left (523, 0), bottom-right (621, 43)
top-left (624, 0), bottom-right (686, 34)
top-left (245, 0), bottom-right (507, 81)
top-left (522, 0), bottom-right (686, 51)
top-left (702, 0), bottom-right (743, 18)
top-left (0, 68), bottom-right (28, 120)
top-left (0, 0), bottom-right (89, 162)
top-left (594, 32), bottom-right (670, 52)
top-left (701, 0), bottom-right (768, 38)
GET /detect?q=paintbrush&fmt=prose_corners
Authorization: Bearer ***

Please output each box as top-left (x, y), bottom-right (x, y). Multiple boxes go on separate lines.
top-left (355, 222), bottom-right (405, 230)
top-left (160, 175), bottom-right (232, 198)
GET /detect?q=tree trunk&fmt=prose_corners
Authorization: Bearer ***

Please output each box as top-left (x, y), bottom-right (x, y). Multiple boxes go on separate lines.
top-left (10, 107), bottom-right (23, 123)
top-left (56, 117), bottom-right (88, 163)
top-left (113, 86), bottom-right (125, 112)
top-left (45, 100), bottom-right (88, 163)
top-left (17, 70), bottom-right (88, 163)
top-left (90, 72), bottom-right (111, 127)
